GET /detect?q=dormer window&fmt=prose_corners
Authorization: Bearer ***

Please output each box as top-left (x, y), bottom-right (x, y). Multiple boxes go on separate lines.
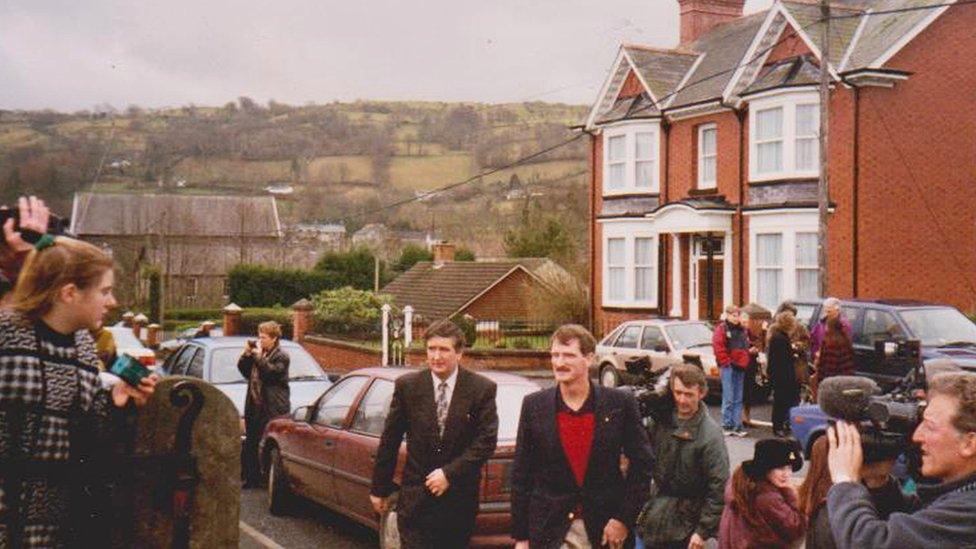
top-left (603, 122), bottom-right (660, 195)
top-left (748, 89), bottom-right (820, 182)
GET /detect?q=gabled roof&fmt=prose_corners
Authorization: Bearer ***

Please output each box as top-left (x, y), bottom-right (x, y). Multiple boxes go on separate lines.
top-left (70, 192), bottom-right (282, 237)
top-left (741, 55), bottom-right (822, 96)
top-left (585, 0), bottom-right (961, 128)
top-left (381, 260), bottom-right (553, 321)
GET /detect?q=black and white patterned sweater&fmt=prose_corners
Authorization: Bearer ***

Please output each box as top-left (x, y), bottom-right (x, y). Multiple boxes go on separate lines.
top-left (0, 309), bottom-right (125, 548)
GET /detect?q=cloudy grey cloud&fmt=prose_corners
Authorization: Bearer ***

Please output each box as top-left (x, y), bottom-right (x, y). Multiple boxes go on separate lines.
top-left (0, 0), bottom-right (773, 111)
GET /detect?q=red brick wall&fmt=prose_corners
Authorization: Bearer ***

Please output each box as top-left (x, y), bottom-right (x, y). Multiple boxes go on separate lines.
top-left (618, 70), bottom-right (644, 99)
top-left (302, 336), bottom-right (551, 373)
top-left (853, 6), bottom-right (976, 311)
top-left (462, 269), bottom-right (535, 320)
top-left (764, 25), bottom-right (813, 66)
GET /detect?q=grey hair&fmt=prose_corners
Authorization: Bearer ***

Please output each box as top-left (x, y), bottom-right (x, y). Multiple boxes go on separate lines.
top-left (820, 297), bottom-right (841, 318)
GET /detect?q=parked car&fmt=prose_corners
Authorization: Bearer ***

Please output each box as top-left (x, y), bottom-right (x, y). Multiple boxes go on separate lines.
top-left (796, 298), bottom-right (976, 391)
top-left (790, 298), bottom-right (976, 456)
top-left (595, 319), bottom-right (722, 394)
top-left (157, 325), bottom-right (223, 361)
top-left (259, 367), bottom-right (540, 548)
top-left (106, 325), bottom-right (158, 370)
top-left (160, 337), bottom-right (332, 421)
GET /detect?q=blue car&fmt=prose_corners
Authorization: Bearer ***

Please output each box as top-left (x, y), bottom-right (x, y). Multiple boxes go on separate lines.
top-left (161, 336), bottom-right (333, 424)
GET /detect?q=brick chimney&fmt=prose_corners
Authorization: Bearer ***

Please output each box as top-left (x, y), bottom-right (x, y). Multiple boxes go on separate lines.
top-left (432, 242), bottom-right (456, 264)
top-left (678, 0), bottom-right (745, 45)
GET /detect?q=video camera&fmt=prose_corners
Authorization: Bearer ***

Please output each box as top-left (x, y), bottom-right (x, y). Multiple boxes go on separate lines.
top-left (619, 356), bottom-right (676, 424)
top-left (818, 339), bottom-right (926, 463)
top-left (0, 208), bottom-right (71, 244)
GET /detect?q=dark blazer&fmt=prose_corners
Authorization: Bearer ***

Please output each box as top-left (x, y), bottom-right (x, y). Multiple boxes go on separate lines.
top-left (511, 385), bottom-right (654, 549)
top-left (237, 344), bottom-right (291, 421)
top-left (370, 367), bottom-right (498, 525)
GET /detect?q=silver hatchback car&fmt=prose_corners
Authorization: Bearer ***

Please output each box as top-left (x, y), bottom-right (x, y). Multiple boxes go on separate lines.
top-left (594, 319), bottom-right (721, 393)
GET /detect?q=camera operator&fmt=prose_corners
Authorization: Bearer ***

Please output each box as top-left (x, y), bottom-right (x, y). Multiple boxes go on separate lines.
top-left (827, 372), bottom-right (976, 548)
top-left (1, 196), bottom-right (51, 305)
top-left (636, 363), bottom-right (730, 549)
top-left (237, 321), bottom-right (290, 488)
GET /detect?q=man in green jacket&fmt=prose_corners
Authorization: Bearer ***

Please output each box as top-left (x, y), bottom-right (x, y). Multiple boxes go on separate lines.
top-left (637, 364), bottom-right (730, 549)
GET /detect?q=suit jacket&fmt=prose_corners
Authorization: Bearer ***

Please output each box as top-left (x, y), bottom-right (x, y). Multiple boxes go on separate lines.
top-left (511, 385), bottom-right (653, 548)
top-left (370, 367), bottom-right (498, 525)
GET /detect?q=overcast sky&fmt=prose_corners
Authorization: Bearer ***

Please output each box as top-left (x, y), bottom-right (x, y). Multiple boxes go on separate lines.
top-left (0, 0), bottom-right (773, 111)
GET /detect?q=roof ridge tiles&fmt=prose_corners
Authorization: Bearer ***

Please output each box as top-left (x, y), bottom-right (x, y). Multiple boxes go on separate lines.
top-left (622, 42), bottom-right (699, 56)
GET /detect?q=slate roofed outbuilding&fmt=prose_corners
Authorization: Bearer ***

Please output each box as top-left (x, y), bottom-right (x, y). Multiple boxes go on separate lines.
top-left (381, 260), bottom-right (548, 321)
top-left (70, 192), bottom-right (282, 237)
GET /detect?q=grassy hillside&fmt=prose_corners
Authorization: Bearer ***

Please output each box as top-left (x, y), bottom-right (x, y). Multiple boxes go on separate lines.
top-left (0, 99), bottom-right (590, 260)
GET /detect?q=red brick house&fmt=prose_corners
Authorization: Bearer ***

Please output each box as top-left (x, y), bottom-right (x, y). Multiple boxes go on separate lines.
top-left (381, 244), bottom-right (566, 323)
top-left (585, 0), bottom-right (976, 334)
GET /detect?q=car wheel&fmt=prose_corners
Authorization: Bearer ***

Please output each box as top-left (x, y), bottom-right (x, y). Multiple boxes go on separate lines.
top-left (599, 364), bottom-right (620, 388)
top-left (379, 508), bottom-right (401, 549)
top-left (267, 446), bottom-right (293, 515)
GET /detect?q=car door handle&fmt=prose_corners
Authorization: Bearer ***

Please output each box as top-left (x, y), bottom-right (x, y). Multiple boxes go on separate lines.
top-left (369, 452), bottom-right (377, 461)
top-left (323, 440), bottom-right (335, 448)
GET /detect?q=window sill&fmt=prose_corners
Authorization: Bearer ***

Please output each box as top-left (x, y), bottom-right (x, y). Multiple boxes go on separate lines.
top-left (603, 189), bottom-right (660, 198)
top-left (602, 300), bottom-right (658, 309)
top-left (748, 175), bottom-right (819, 186)
top-left (688, 187), bottom-right (721, 196)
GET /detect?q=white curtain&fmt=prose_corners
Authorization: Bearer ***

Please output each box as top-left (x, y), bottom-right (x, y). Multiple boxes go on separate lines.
top-left (756, 107), bottom-right (783, 173)
top-left (755, 233), bottom-right (782, 309)
top-left (607, 238), bottom-right (626, 300)
top-left (795, 104), bottom-right (818, 171)
top-left (607, 135), bottom-right (626, 189)
top-left (635, 132), bottom-right (655, 189)
top-left (634, 237), bottom-right (654, 300)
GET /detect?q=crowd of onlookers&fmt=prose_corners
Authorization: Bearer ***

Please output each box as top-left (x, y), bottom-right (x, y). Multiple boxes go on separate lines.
top-left (713, 297), bottom-right (856, 439)
top-left (3, 194), bottom-right (975, 548)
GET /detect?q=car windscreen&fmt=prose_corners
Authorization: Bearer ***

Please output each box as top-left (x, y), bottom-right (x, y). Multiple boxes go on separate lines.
top-left (497, 383), bottom-right (539, 441)
top-left (795, 304), bottom-right (818, 327)
top-left (109, 328), bottom-right (145, 349)
top-left (898, 308), bottom-right (976, 347)
top-left (665, 323), bottom-right (714, 350)
top-left (209, 346), bottom-right (326, 384)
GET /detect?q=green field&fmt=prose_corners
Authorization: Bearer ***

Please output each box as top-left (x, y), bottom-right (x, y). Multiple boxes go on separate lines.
top-left (389, 153), bottom-right (475, 190)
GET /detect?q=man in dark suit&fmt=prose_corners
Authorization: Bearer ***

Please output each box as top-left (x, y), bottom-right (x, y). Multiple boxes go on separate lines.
top-left (512, 324), bottom-right (653, 549)
top-left (370, 319), bottom-right (499, 548)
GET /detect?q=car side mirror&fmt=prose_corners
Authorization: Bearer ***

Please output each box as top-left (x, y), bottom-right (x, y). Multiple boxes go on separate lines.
top-left (293, 406), bottom-right (311, 422)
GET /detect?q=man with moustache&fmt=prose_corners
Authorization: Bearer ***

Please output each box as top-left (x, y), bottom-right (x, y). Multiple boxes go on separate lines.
top-left (511, 324), bottom-right (653, 549)
top-left (370, 320), bottom-right (498, 548)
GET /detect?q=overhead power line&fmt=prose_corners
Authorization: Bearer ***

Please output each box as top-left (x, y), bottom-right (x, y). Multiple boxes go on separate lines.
top-left (339, 0), bottom-right (973, 222)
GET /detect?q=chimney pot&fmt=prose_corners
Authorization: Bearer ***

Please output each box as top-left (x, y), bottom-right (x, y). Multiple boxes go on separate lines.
top-left (433, 242), bottom-right (456, 264)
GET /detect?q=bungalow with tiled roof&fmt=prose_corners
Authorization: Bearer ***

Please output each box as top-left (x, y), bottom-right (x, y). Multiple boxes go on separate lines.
top-left (586, 0), bottom-right (976, 334)
top-left (381, 244), bottom-right (564, 323)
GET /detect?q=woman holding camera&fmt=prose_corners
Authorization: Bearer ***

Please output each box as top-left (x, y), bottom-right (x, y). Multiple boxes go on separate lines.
top-left (718, 438), bottom-right (806, 548)
top-left (237, 321), bottom-right (290, 488)
top-left (0, 235), bottom-right (156, 546)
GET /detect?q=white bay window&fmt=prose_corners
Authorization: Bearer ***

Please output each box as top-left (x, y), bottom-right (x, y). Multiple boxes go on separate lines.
top-left (603, 122), bottom-right (660, 195)
top-left (748, 89), bottom-right (820, 181)
top-left (601, 220), bottom-right (658, 307)
top-left (747, 210), bottom-right (822, 308)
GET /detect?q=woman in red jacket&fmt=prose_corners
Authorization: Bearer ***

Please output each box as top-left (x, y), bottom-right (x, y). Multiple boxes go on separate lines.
top-left (813, 316), bottom-right (855, 396)
top-left (719, 438), bottom-right (806, 549)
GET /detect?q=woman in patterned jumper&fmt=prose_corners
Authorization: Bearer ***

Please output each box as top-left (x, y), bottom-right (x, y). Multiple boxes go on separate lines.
top-left (0, 235), bottom-right (156, 547)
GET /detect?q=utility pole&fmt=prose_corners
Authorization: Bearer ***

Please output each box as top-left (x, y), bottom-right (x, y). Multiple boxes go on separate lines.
top-left (818, 0), bottom-right (831, 297)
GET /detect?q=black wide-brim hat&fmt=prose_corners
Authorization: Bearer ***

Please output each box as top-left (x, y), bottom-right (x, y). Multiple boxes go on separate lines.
top-left (743, 438), bottom-right (803, 479)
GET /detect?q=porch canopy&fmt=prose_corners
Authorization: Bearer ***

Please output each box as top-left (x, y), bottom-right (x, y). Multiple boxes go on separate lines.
top-left (646, 198), bottom-right (734, 320)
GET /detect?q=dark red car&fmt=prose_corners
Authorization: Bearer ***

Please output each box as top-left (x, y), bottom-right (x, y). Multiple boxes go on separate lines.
top-left (259, 367), bottom-right (540, 548)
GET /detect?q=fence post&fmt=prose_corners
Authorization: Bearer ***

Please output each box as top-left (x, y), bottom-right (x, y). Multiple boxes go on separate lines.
top-left (222, 303), bottom-right (242, 337)
top-left (403, 306), bottom-right (414, 348)
top-left (291, 298), bottom-right (314, 343)
top-left (381, 304), bottom-right (391, 367)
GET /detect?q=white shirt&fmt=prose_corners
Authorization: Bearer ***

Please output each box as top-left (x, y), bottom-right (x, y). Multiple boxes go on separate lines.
top-left (431, 367), bottom-right (458, 409)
